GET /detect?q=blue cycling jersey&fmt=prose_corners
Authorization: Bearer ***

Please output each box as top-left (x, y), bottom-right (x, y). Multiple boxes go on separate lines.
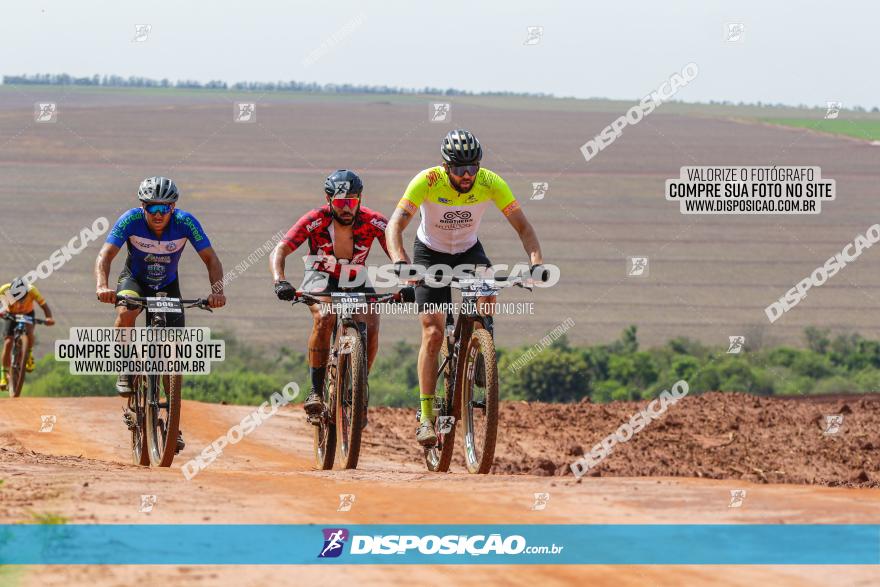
top-left (106, 208), bottom-right (212, 290)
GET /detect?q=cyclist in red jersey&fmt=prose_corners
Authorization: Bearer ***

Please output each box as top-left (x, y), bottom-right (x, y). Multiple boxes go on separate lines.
top-left (270, 170), bottom-right (390, 419)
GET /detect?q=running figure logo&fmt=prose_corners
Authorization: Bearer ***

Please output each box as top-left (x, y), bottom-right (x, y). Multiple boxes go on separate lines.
top-left (726, 23), bottom-right (744, 42)
top-left (235, 103), bottom-right (256, 123)
top-left (628, 257), bottom-right (649, 277)
top-left (34, 102), bottom-right (57, 123)
top-left (728, 489), bottom-right (746, 508)
top-left (39, 415), bottom-right (56, 433)
top-left (430, 103), bottom-right (451, 123)
top-left (132, 24), bottom-right (152, 43)
top-left (318, 528), bottom-right (349, 558)
top-left (531, 492), bottom-right (550, 510)
top-left (530, 182), bottom-right (549, 201)
top-left (523, 26), bottom-right (544, 46)
top-left (438, 415), bottom-right (455, 434)
top-left (825, 101), bottom-right (843, 120)
top-left (337, 494), bottom-right (356, 512)
top-left (727, 336), bottom-right (745, 354)
top-left (139, 494), bottom-right (158, 513)
top-left (823, 414), bottom-right (844, 435)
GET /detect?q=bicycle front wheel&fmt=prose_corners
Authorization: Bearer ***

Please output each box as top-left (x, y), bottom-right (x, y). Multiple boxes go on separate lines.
top-left (461, 328), bottom-right (498, 474)
top-left (145, 373), bottom-right (182, 467)
top-left (335, 327), bottom-right (366, 470)
top-left (130, 375), bottom-right (150, 466)
top-left (8, 335), bottom-right (26, 398)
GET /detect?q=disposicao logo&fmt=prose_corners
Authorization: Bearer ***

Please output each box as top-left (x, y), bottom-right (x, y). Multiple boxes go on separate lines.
top-left (318, 528), bottom-right (349, 558)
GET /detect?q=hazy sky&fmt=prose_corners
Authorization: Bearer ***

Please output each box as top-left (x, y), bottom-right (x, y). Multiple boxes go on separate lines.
top-left (2, 1), bottom-right (877, 107)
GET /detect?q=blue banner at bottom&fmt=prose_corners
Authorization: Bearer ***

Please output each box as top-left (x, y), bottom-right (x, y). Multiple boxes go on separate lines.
top-left (0, 525), bottom-right (877, 565)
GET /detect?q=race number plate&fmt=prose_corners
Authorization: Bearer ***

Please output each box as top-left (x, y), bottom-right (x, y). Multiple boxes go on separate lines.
top-left (330, 292), bottom-right (367, 305)
top-left (146, 297), bottom-right (183, 313)
top-left (460, 279), bottom-right (497, 298)
top-left (14, 314), bottom-right (35, 324)
top-left (330, 292), bottom-right (367, 314)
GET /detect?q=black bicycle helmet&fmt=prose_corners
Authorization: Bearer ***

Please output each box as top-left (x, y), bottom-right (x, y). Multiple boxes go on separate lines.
top-left (138, 176), bottom-right (179, 203)
top-left (441, 129), bottom-right (482, 165)
top-left (323, 169), bottom-right (364, 197)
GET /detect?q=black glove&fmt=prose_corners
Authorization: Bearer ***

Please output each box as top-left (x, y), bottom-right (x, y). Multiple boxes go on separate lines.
top-left (530, 264), bottom-right (550, 283)
top-left (274, 280), bottom-right (296, 301)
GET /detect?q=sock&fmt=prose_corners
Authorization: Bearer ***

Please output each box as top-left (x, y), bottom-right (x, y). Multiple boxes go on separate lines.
top-left (419, 395), bottom-right (435, 423)
top-left (310, 366), bottom-right (326, 394)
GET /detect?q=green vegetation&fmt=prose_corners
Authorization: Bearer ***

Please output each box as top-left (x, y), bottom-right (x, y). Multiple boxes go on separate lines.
top-left (27, 511), bottom-right (68, 525)
top-left (14, 327), bottom-right (880, 406)
top-left (763, 118), bottom-right (880, 141)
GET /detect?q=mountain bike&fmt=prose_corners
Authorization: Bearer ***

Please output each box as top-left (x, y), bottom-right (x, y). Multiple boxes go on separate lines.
top-left (117, 293), bottom-right (213, 467)
top-left (422, 273), bottom-right (529, 474)
top-left (1, 313), bottom-right (48, 398)
top-left (290, 286), bottom-right (414, 470)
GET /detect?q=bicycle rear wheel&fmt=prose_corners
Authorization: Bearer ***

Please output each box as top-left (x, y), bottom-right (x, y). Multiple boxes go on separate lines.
top-left (130, 375), bottom-right (150, 466)
top-left (461, 328), bottom-right (498, 474)
top-left (8, 335), bottom-right (26, 398)
top-left (424, 337), bottom-right (458, 472)
top-left (336, 327), bottom-right (366, 470)
top-left (145, 373), bottom-right (182, 467)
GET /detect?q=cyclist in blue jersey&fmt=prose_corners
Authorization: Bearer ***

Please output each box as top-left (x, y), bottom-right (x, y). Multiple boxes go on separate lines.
top-left (95, 177), bottom-right (225, 451)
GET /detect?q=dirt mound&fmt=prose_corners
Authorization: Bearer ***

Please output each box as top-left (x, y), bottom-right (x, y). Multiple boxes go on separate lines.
top-left (369, 392), bottom-right (880, 487)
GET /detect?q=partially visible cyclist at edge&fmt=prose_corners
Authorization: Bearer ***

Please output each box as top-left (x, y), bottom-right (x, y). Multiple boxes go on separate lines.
top-left (94, 176), bottom-right (226, 451)
top-left (0, 277), bottom-right (55, 390)
top-left (270, 170), bottom-right (390, 421)
top-left (385, 129), bottom-right (548, 447)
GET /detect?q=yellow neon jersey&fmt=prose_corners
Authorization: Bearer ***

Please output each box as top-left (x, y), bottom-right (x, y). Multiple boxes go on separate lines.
top-left (0, 283), bottom-right (45, 314)
top-left (398, 166), bottom-right (520, 254)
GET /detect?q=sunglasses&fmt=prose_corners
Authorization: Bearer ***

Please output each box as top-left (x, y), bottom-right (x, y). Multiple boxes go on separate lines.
top-left (145, 204), bottom-right (172, 215)
top-left (449, 164), bottom-right (479, 177)
top-left (331, 197), bottom-right (360, 209)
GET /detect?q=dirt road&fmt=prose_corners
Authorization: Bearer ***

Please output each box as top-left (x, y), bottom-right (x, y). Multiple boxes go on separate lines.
top-left (1, 396), bottom-right (878, 586)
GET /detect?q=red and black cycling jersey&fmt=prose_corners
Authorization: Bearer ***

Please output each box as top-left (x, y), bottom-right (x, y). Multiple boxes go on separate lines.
top-left (282, 204), bottom-right (390, 277)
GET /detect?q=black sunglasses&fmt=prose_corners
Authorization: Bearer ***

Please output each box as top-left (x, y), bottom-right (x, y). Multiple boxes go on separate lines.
top-left (448, 164), bottom-right (480, 177)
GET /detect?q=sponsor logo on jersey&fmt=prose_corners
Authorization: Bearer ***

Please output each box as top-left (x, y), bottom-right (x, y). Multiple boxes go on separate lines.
top-left (179, 214), bottom-right (205, 242)
top-left (438, 197), bottom-right (452, 204)
top-left (144, 254), bottom-right (172, 263)
top-left (438, 209), bottom-right (473, 230)
top-left (369, 217), bottom-right (387, 231)
top-left (307, 218), bottom-right (323, 232)
top-left (426, 170), bottom-right (441, 187)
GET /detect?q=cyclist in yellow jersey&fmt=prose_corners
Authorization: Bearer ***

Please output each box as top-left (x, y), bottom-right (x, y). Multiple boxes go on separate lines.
top-left (385, 129), bottom-right (548, 447)
top-left (0, 277), bottom-right (55, 389)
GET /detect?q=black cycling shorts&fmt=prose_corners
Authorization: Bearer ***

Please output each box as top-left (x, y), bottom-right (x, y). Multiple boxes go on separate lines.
top-left (412, 237), bottom-right (491, 312)
top-left (116, 267), bottom-right (185, 327)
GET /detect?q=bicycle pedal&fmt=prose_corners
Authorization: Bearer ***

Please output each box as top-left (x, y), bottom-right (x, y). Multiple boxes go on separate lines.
top-left (307, 412), bottom-right (323, 426)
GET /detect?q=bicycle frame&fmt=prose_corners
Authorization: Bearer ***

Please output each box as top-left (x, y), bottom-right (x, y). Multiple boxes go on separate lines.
top-left (116, 293), bottom-right (211, 467)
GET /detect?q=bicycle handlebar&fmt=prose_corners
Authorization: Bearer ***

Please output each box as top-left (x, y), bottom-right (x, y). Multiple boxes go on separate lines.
top-left (115, 295), bottom-right (214, 312)
top-left (0, 313), bottom-right (49, 325)
top-left (291, 287), bottom-right (415, 307)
